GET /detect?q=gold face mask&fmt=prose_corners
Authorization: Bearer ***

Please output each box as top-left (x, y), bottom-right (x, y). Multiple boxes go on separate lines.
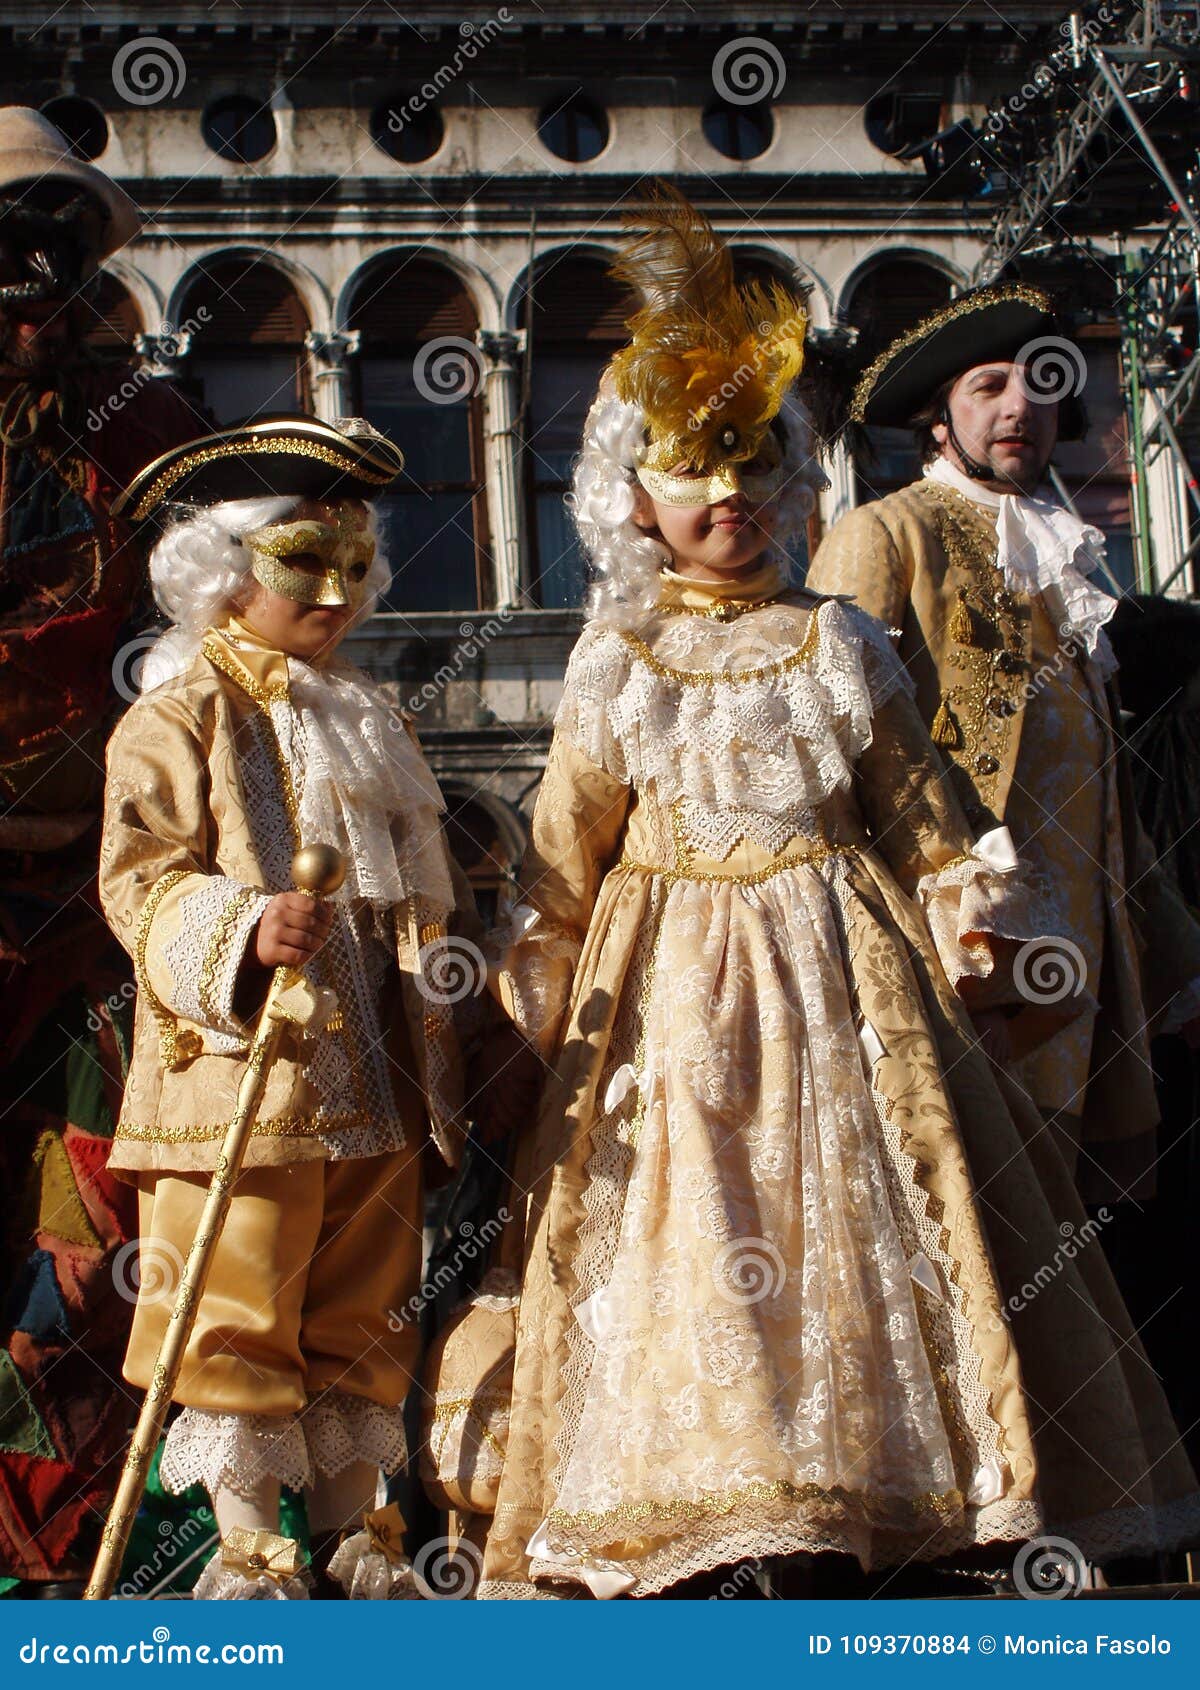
top-left (245, 503), bottom-right (375, 608)
top-left (636, 429), bottom-right (787, 508)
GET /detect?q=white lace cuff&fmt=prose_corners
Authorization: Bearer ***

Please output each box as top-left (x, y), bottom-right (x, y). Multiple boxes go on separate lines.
top-left (160, 1392), bottom-right (409, 1499)
top-left (916, 827), bottom-right (1053, 989)
top-left (1161, 974), bottom-right (1200, 1036)
top-left (158, 877), bottom-right (272, 1049)
top-left (494, 903), bottom-right (582, 1053)
top-left (161, 1407), bottom-right (312, 1497)
top-left (303, 1391), bottom-right (409, 1481)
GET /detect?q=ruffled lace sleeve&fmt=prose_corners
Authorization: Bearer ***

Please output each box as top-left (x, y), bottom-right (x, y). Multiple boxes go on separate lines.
top-left (492, 730), bottom-right (630, 1055)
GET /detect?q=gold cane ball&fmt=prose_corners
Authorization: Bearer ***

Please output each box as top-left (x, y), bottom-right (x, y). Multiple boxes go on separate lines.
top-left (291, 843), bottom-right (346, 896)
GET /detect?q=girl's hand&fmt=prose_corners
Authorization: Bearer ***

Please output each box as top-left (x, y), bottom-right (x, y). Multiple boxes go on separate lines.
top-left (253, 892), bottom-right (333, 969)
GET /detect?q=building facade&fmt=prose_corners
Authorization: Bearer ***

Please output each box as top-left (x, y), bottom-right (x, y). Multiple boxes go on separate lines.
top-left (5, 0), bottom-right (1137, 900)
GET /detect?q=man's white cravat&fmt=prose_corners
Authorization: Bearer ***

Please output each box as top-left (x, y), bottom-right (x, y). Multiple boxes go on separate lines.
top-left (925, 455), bottom-right (1118, 678)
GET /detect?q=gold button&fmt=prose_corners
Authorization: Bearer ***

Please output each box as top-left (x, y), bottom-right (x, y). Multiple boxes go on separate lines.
top-left (975, 753), bottom-right (999, 775)
top-left (988, 695), bottom-right (1013, 717)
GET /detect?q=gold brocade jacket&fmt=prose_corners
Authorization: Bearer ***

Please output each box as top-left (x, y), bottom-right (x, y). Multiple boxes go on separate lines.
top-left (808, 476), bottom-right (1200, 1164)
top-left (99, 626), bottom-right (471, 1178)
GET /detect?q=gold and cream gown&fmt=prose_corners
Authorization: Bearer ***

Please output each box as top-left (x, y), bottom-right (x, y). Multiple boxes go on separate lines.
top-left (478, 566), bottom-right (1200, 1599)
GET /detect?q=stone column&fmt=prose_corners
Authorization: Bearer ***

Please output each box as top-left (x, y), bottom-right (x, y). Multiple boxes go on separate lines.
top-left (304, 329), bottom-right (361, 421)
top-left (476, 327), bottom-right (527, 610)
top-left (133, 330), bottom-right (193, 379)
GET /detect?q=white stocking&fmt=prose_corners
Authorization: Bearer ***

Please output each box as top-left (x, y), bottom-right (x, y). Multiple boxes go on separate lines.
top-left (211, 1473), bottom-right (281, 1539)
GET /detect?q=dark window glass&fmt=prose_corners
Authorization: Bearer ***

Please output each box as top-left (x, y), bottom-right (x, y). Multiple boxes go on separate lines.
top-left (41, 96), bottom-right (108, 161)
top-left (202, 97), bottom-right (276, 164)
top-left (370, 97), bottom-right (444, 164)
top-left (538, 93), bottom-right (608, 163)
top-left (702, 101), bottom-right (773, 161)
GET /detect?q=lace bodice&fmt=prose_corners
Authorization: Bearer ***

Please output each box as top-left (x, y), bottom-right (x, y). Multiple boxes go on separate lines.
top-left (556, 596), bottom-right (912, 819)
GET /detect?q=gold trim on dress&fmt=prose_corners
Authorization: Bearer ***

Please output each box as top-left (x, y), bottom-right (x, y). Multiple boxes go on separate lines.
top-left (616, 605), bottom-right (819, 686)
top-left (617, 840), bottom-right (844, 886)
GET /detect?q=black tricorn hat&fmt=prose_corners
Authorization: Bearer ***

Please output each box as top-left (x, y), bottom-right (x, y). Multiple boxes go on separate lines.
top-left (112, 414), bottom-right (406, 526)
top-left (849, 282), bottom-right (1086, 440)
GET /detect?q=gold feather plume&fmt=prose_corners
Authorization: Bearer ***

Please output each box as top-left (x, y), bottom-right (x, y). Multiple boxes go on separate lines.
top-left (607, 181), bottom-right (807, 472)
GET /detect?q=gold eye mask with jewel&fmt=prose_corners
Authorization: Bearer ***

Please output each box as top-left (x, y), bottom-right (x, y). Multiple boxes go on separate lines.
top-left (245, 504), bottom-right (375, 607)
top-left (636, 430), bottom-right (787, 508)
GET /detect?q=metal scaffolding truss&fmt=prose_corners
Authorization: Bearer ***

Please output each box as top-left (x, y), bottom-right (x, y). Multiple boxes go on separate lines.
top-left (970, 2), bottom-right (1200, 591)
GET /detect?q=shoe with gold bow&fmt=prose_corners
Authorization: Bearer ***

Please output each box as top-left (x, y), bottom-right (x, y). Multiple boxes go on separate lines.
top-left (191, 1530), bottom-right (313, 1601)
top-left (324, 1503), bottom-right (420, 1600)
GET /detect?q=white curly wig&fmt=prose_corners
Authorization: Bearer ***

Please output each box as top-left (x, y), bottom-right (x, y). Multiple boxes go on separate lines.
top-left (570, 388), bottom-right (828, 624)
top-left (139, 495), bottom-right (391, 691)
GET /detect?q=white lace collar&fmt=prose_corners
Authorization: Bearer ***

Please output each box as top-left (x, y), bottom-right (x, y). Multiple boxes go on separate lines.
top-left (924, 456), bottom-right (1118, 678)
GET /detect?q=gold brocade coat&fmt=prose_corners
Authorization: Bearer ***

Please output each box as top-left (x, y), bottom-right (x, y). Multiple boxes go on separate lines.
top-left (807, 476), bottom-right (1200, 1189)
top-left (99, 624), bottom-right (470, 1178)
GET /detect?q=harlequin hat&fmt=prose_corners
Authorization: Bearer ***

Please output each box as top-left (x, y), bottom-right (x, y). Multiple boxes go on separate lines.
top-left (113, 414), bottom-right (406, 525)
top-left (850, 282), bottom-right (1086, 439)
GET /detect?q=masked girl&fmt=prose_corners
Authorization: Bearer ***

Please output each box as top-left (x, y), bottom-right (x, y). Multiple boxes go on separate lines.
top-left (473, 191), bottom-right (1200, 1598)
top-left (100, 418), bottom-right (473, 1599)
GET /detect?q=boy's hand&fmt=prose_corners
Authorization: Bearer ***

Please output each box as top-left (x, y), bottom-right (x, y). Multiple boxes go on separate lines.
top-left (253, 893), bottom-right (333, 969)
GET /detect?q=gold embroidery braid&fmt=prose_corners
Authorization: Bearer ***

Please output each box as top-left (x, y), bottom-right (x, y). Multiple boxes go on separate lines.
top-left (114, 1110), bottom-right (382, 1144)
top-left (617, 841), bottom-right (845, 886)
top-left (850, 283), bottom-right (1052, 422)
top-left (198, 886), bottom-right (258, 1027)
top-left (133, 869), bottom-right (192, 1068)
top-left (549, 1475), bottom-right (968, 1535)
top-left (129, 437), bottom-right (395, 522)
top-left (200, 636), bottom-right (300, 836)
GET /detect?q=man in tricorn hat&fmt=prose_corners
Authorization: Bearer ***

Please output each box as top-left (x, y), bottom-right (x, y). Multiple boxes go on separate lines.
top-left (808, 282), bottom-right (1200, 1209)
top-left (0, 107), bottom-right (200, 1591)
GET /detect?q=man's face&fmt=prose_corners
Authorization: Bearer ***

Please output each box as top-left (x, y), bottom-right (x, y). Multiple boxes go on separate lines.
top-left (932, 360), bottom-right (1059, 495)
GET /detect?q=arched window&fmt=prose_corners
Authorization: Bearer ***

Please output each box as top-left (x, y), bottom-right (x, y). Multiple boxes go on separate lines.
top-left (347, 257), bottom-right (489, 613)
top-left (845, 258), bottom-right (952, 504)
top-left (81, 273), bottom-right (142, 358)
top-left (520, 254), bottom-right (636, 608)
top-left (176, 258), bottom-right (311, 423)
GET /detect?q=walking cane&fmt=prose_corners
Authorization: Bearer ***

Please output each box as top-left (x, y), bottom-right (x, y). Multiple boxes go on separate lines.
top-left (84, 844), bottom-right (346, 1601)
